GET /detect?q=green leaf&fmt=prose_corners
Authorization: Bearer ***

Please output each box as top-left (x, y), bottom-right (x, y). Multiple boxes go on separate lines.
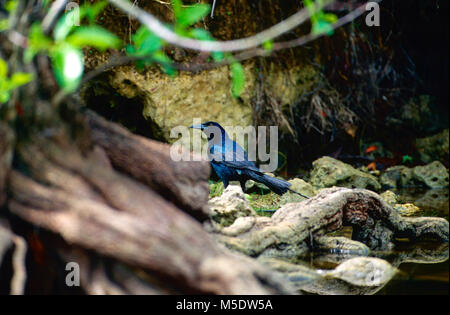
top-left (132, 27), bottom-right (152, 47)
top-left (0, 91), bottom-right (10, 104)
top-left (81, 0), bottom-right (108, 23)
top-left (24, 23), bottom-right (53, 62)
top-left (262, 40), bottom-right (274, 52)
top-left (312, 13), bottom-right (337, 36)
top-left (189, 28), bottom-right (213, 40)
top-left (9, 72), bottom-right (33, 88)
top-left (152, 51), bottom-right (176, 76)
top-left (66, 26), bottom-right (122, 50)
top-left (321, 12), bottom-right (338, 23)
top-left (54, 10), bottom-right (79, 41)
top-left (312, 19), bottom-right (333, 35)
top-left (190, 29), bottom-right (223, 62)
top-left (5, 0), bottom-right (18, 12)
top-left (230, 62), bottom-right (245, 97)
top-left (51, 44), bottom-right (84, 92)
top-left (0, 19), bottom-right (9, 31)
top-left (171, 0), bottom-right (183, 18)
top-left (0, 59), bottom-right (7, 78)
top-left (177, 4), bottom-right (210, 27)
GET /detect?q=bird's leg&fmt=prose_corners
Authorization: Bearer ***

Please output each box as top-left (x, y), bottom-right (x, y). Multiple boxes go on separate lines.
top-left (239, 180), bottom-right (246, 193)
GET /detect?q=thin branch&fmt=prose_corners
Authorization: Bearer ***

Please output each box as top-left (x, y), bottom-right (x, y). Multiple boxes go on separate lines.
top-left (42, 0), bottom-right (69, 34)
top-left (54, 1), bottom-right (379, 106)
top-left (10, 236), bottom-right (27, 295)
top-left (108, 0), bottom-right (332, 52)
top-left (82, 1), bottom-right (377, 77)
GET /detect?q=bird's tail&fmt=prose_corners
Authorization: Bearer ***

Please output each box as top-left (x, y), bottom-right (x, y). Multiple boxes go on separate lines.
top-left (252, 173), bottom-right (309, 199)
top-left (287, 188), bottom-right (310, 199)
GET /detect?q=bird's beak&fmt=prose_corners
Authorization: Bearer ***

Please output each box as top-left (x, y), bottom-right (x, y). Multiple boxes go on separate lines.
top-left (189, 124), bottom-right (204, 130)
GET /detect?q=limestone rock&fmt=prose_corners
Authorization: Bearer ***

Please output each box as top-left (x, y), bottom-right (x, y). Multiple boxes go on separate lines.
top-left (106, 64), bottom-right (255, 142)
top-left (279, 178), bottom-right (316, 205)
top-left (379, 190), bottom-right (398, 206)
top-left (309, 156), bottom-right (381, 191)
top-left (208, 185), bottom-right (256, 226)
top-left (393, 203), bottom-right (421, 217)
top-left (380, 165), bottom-right (415, 188)
top-left (324, 257), bottom-right (397, 287)
top-left (380, 191), bottom-right (421, 216)
top-left (413, 161), bottom-right (449, 188)
top-left (416, 129), bottom-right (449, 164)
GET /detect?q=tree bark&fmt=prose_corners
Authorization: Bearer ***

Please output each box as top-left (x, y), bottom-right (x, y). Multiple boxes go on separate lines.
top-left (3, 102), bottom-right (291, 294)
top-left (85, 110), bottom-right (211, 221)
top-left (214, 187), bottom-right (449, 258)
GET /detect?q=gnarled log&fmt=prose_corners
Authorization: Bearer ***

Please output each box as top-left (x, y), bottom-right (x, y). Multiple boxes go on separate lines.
top-left (85, 110), bottom-right (210, 221)
top-left (214, 187), bottom-right (449, 258)
top-left (6, 114), bottom-right (291, 294)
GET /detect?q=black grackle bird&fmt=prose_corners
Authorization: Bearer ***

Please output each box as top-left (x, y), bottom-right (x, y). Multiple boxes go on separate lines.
top-left (190, 121), bottom-right (309, 199)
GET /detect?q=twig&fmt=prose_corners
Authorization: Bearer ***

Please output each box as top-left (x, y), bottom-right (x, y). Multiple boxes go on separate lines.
top-left (42, 0), bottom-right (69, 34)
top-left (108, 0), bottom-right (331, 52)
top-left (10, 236), bottom-right (27, 295)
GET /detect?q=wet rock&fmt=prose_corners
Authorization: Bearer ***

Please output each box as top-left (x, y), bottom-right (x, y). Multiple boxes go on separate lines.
top-left (279, 178), bottom-right (316, 205)
top-left (380, 165), bottom-right (415, 188)
top-left (413, 188), bottom-right (449, 214)
top-left (380, 191), bottom-right (421, 216)
top-left (258, 257), bottom-right (321, 285)
top-left (380, 190), bottom-right (398, 206)
top-left (314, 236), bottom-right (370, 256)
top-left (416, 129), bottom-right (449, 164)
top-left (393, 203), bottom-right (421, 217)
top-left (380, 162), bottom-right (449, 189)
top-left (208, 185), bottom-right (256, 226)
top-left (323, 257), bottom-right (397, 287)
top-left (261, 256), bottom-right (398, 295)
top-left (386, 95), bottom-right (436, 133)
top-left (413, 161), bottom-right (449, 188)
top-left (309, 156), bottom-right (381, 191)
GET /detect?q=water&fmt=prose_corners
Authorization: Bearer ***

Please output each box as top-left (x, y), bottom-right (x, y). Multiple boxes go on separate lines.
top-left (381, 188), bottom-right (449, 295)
top-left (297, 187), bottom-right (449, 295)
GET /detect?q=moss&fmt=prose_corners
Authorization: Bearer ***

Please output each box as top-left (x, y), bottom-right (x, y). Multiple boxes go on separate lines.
top-left (209, 180), bottom-right (224, 198)
top-left (248, 192), bottom-right (281, 215)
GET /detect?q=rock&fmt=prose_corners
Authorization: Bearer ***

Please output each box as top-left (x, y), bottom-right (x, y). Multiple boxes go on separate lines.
top-left (279, 178), bottom-right (316, 205)
top-left (380, 161), bottom-right (449, 189)
top-left (309, 156), bottom-right (381, 191)
top-left (215, 187), bottom-right (449, 258)
top-left (324, 257), bottom-right (397, 287)
top-left (380, 191), bottom-right (420, 216)
top-left (314, 236), bottom-right (370, 256)
top-left (417, 129), bottom-right (449, 163)
top-left (244, 178), bottom-right (272, 193)
top-left (208, 185), bottom-right (256, 226)
top-left (386, 95), bottom-right (436, 133)
top-left (107, 65), bottom-right (255, 142)
top-left (220, 216), bottom-right (257, 237)
top-left (380, 165), bottom-right (415, 188)
top-left (393, 203), bottom-right (421, 217)
top-left (412, 161), bottom-right (449, 188)
top-left (416, 129), bottom-right (449, 164)
top-left (380, 190), bottom-right (398, 206)
top-left (413, 188), bottom-right (449, 213)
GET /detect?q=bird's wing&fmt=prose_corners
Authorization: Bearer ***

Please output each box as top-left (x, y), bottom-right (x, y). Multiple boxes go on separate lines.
top-left (210, 143), bottom-right (263, 174)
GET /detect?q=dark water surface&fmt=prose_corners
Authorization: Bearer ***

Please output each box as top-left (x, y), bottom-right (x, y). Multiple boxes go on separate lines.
top-left (298, 187), bottom-right (449, 295)
top-left (382, 187), bottom-right (449, 295)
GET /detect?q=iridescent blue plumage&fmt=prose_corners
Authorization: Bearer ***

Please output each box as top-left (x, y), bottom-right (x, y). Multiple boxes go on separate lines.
top-left (190, 121), bottom-right (309, 198)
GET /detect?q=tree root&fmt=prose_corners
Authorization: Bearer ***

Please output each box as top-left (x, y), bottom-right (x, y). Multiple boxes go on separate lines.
top-left (214, 187), bottom-right (449, 258)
